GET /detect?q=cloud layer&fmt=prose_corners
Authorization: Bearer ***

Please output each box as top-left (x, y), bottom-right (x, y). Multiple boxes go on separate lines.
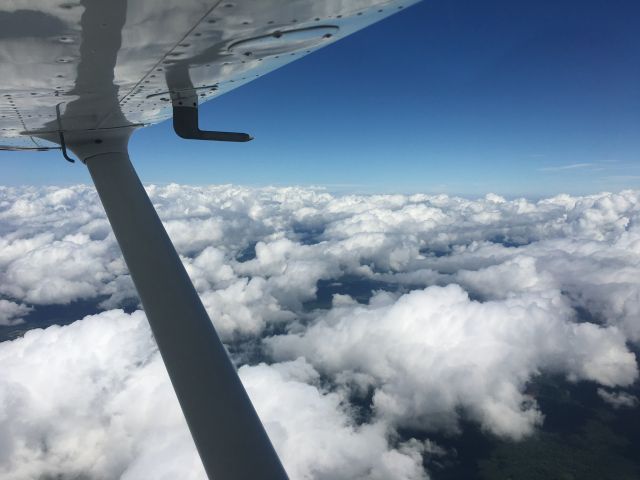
top-left (1, 184), bottom-right (639, 479)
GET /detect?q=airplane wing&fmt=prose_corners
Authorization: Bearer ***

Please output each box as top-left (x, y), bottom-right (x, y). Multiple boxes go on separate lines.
top-left (0, 1), bottom-right (419, 479)
top-left (1, 0), bottom-right (417, 148)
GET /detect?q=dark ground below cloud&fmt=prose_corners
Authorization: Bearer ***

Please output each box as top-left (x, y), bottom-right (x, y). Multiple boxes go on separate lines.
top-left (0, 296), bottom-right (137, 342)
top-left (420, 373), bottom-right (640, 480)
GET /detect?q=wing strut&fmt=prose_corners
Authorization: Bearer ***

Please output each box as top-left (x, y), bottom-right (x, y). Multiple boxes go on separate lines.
top-left (66, 130), bottom-right (288, 480)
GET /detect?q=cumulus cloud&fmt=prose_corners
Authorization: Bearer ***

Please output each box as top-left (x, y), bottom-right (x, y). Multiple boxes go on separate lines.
top-left (597, 388), bottom-right (639, 409)
top-left (268, 285), bottom-right (637, 439)
top-left (0, 311), bottom-right (427, 480)
top-left (0, 299), bottom-right (30, 326)
top-left (3, 186), bottom-right (640, 339)
top-left (1, 184), bottom-right (640, 478)
top-left (241, 359), bottom-right (429, 480)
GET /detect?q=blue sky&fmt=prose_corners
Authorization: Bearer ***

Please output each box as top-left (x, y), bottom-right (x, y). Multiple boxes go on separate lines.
top-left (2, 0), bottom-right (639, 196)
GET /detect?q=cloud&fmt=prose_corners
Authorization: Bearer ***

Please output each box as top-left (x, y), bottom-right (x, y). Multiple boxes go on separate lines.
top-left (539, 163), bottom-right (595, 172)
top-left (1, 231), bottom-right (124, 305)
top-left (268, 284), bottom-right (637, 439)
top-left (1, 184), bottom-right (640, 478)
top-left (241, 359), bottom-right (429, 480)
top-left (0, 299), bottom-right (30, 326)
top-left (597, 388), bottom-right (639, 409)
top-left (4, 186), bottom-right (640, 339)
top-left (0, 310), bottom-right (181, 480)
top-left (0, 311), bottom-right (428, 480)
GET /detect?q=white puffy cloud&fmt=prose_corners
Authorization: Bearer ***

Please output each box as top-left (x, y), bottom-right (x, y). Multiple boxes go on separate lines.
top-left (1, 232), bottom-right (124, 305)
top-left (597, 388), bottom-right (639, 409)
top-left (0, 310), bottom-right (183, 480)
top-left (241, 359), bottom-right (429, 480)
top-left (0, 311), bottom-right (428, 480)
top-left (268, 284), bottom-right (637, 439)
top-left (0, 186), bottom-right (126, 306)
top-left (0, 299), bottom-right (30, 326)
top-left (3, 186), bottom-right (640, 339)
top-left (1, 184), bottom-right (640, 478)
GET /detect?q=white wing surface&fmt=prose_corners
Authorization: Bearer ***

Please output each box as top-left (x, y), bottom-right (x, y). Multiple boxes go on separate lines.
top-left (0, 0), bottom-right (417, 149)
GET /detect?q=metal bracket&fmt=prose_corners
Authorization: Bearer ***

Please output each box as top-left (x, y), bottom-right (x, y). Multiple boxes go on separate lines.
top-left (56, 103), bottom-right (77, 163)
top-left (172, 97), bottom-right (252, 142)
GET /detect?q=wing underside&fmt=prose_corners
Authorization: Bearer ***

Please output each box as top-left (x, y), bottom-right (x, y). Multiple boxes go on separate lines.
top-left (0, 0), bottom-right (417, 149)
